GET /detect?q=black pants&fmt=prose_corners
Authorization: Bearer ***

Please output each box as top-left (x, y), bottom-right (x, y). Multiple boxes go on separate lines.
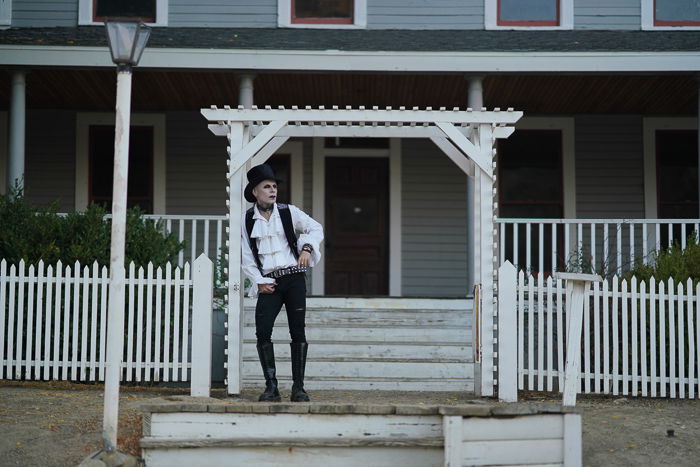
top-left (255, 273), bottom-right (307, 344)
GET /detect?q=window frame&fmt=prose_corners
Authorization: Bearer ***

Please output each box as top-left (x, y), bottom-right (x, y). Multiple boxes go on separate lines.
top-left (279, 0), bottom-right (367, 29)
top-left (78, 0), bottom-right (168, 27)
top-left (642, 0), bottom-right (700, 30)
top-left (485, 0), bottom-right (573, 30)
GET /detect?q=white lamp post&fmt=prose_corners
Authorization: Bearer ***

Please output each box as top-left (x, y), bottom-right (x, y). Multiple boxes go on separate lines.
top-left (102, 19), bottom-right (150, 453)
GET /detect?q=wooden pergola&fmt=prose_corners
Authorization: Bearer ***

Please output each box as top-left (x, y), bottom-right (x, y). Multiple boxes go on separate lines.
top-left (200, 105), bottom-right (523, 397)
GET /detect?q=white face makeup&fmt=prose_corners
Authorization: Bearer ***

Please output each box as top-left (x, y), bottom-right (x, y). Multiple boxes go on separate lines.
top-left (252, 179), bottom-right (278, 206)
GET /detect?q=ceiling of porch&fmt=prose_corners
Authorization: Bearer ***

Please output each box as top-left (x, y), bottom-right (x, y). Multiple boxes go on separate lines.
top-left (0, 70), bottom-right (696, 115)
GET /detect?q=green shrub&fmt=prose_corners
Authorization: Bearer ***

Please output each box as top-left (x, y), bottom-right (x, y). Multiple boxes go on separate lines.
top-left (625, 232), bottom-right (700, 286)
top-left (0, 190), bottom-right (184, 268)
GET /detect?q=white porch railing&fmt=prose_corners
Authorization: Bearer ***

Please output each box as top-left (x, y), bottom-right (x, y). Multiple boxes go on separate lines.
top-left (0, 256), bottom-right (213, 386)
top-left (143, 214), bottom-right (227, 267)
top-left (503, 268), bottom-right (700, 399)
top-left (496, 218), bottom-right (700, 275)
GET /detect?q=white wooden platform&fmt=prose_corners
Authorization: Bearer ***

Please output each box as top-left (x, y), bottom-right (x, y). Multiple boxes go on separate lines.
top-left (139, 397), bottom-right (581, 467)
top-left (240, 297), bottom-right (473, 391)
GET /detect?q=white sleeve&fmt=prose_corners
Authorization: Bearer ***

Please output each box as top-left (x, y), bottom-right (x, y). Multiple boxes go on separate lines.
top-left (240, 213), bottom-right (275, 298)
top-left (289, 205), bottom-right (324, 266)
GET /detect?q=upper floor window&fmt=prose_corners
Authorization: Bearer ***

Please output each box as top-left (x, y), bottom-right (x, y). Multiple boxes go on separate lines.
top-left (0, 0), bottom-right (11, 27)
top-left (279, 0), bottom-right (366, 28)
top-left (642, 0), bottom-right (700, 29)
top-left (485, 0), bottom-right (573, 30)
top-left (79, 0), bottom-right (168, 26)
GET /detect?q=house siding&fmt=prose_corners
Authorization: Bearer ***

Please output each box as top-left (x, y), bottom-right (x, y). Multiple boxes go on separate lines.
top-left (368, 0), bottom-right (483, 30)
top-left (166, 112), bottom-right (228, 215)
top-left (575, 115), bottom-right (645, 218)
top-left (169, 0), bottom-right (277, 28)
top-left (24, 110), bottom-right (76, 211)
top-left (574, 0), bottom-right (641, 30)
top-left (402, 139), bottom-right (468, 297)
top-left (12, 0), bottom-right (78, 27)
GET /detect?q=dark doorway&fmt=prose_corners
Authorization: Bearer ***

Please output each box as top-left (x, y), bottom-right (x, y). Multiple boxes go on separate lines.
top-left (325, 157), bottom-right (389, 295)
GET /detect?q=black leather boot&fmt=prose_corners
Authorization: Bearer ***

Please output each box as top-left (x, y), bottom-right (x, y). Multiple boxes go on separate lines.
top-left (290, 342), bottom-right (310, 402)
top-left (256, 342), bottom-right (281, 402)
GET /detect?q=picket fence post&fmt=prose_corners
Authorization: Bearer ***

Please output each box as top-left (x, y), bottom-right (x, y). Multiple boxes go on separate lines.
top-left (498, 261), bottom-right (518, 402)
top-left (191, 254), bottom-right (214, 397)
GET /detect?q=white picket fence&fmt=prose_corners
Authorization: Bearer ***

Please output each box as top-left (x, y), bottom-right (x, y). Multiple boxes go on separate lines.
top-left (502, 266), bottom-right (700, 399)
top-left (0, 257), bottom-right (212, 383)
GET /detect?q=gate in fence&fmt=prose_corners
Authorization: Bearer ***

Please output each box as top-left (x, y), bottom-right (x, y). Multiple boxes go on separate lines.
top-left (499, 262), bottom-right (700, 399)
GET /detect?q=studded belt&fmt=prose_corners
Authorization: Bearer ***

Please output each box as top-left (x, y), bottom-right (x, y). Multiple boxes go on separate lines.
top-left (264, 266), bottom-right (308, 279)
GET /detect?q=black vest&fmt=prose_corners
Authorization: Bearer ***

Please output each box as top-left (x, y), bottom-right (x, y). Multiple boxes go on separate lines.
top-left (245, 203), bottom-right (299, 273)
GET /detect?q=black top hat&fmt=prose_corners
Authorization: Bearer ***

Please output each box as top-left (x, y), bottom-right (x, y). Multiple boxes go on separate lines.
top-left (244, 164), bottom-right (280, 203)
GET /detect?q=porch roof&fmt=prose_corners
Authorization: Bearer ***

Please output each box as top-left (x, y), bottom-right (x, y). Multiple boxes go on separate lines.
top-left (1, 27), bottom-right (700, 53)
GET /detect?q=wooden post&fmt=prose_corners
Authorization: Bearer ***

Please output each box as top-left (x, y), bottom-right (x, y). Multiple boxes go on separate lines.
top-left (498, 261), bottom-right (518, 402)
top-left (443, 416), bottom-right (463, 467)
top-left (563, 413), bottom-right (583, 467)
top-left (191, 254), bottom-right (214, 397)
top-left (555, 272), bottom-right (602, 406)
top-left (7, 71), bottom-right (26, 194)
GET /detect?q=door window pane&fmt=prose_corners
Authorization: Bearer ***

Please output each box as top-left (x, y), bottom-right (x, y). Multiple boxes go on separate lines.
top-left (656, 130), bottom-right (699, 219)
top-left (293, 0), bottom-right (353, 24)
top-left (499, 0), bottom-right (559, 25)
top-left (655, 0), bottom-right (700, 25)
top-left (94, 0), bottom-right (156, 22)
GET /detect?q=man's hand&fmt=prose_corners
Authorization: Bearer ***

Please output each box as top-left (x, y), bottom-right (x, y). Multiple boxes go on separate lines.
top-left (258, 282), bottom-right (277, 294)
top-left (298, 251), bottom-right (312, 268)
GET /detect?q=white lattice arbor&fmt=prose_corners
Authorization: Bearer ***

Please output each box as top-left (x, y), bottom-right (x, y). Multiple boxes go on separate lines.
top-left (200, 105), bottom-right (523, 397)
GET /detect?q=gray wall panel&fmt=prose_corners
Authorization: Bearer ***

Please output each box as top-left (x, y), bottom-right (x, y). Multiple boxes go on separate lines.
top-left (24, 110), bottom-right (76, 210)
top-left (575, 115), bottom-right (645, 218)
top-left (368, 0), bottom-right (483, 29)
top-left (166, 111), bottom-right (228, 215)
top-left (574, 0), bottom-right (640, 30)
top-left (169, 0), bottom-right (277, 27)
top-left (402, 139), bottom-right (468, 297)
top-left (12, 0), bottom-right (78, 27)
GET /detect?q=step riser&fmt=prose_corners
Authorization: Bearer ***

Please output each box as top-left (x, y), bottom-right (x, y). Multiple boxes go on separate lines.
top-left (242, 343), bottom-right (470, 360)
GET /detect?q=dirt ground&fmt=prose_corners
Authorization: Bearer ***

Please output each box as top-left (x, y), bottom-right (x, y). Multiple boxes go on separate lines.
top-left (0, 381), bottom-right (698, 466)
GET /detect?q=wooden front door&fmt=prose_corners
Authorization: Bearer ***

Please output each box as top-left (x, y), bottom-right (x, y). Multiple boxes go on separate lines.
top-left (325, 157), bottom-right (389, 295)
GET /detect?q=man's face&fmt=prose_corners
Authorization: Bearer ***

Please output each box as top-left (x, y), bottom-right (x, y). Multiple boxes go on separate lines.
top-left (252, 179), bottom-right (277, 205)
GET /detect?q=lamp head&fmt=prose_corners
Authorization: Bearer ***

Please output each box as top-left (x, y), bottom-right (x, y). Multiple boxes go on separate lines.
top-left (104, 20), bottom-right (151, 69)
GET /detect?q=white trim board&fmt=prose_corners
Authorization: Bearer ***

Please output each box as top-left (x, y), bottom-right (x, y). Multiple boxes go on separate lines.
top-left (75, 113), bottom-right (167, 214)
top-left (643, 117), bottom-right (699, 218)
top-left (78, 0), bottom-right (168, 26)
top-left (278, 0), bottom-right (367, 29)
top-left (311, 138), bottom-right (402, 296)
top-left (0, 111), bottom-right (7, 194)
top-left (512, 117), bottom-right (576, 219)
top-left (641, 0), bottom-right (700, 31)
top-left (2, 46), bottom-right (700, 73)
top-left (485, 0), bottom-right (573, 31)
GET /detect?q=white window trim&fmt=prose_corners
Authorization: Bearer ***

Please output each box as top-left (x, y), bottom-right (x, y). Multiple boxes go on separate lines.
top-left (75, 113), bottom-right (166, 214)
top-left (311, 137), bottom-right (402, 296)
top-left (643, 117), bottom-right (698, 218)
top-left (510, 117), bottom-right (576, 218)
top-left (78, 0), bottom-right (168, 27)
top-left (0, 0), bottom-right (12, 28)
top-left (278, 0), bottom-right (367, 29)
top-left (642, 0), bottom-right (700, 30)
top-left (0, 111), bottom-right (7, 194)
top-left (485, 0), bottom-right (573, 30)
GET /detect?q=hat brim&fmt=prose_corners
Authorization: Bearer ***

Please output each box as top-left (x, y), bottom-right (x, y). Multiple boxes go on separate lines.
top-left (244, 178), bottom-right (282, 203)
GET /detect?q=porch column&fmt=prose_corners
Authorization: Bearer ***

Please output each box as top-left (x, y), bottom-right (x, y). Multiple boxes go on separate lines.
top-left (7, 71), bottom-right (26, 195)
top-left (698, 75), bottom-right (700, 217)
top-left (466, 76), bottom-right (484, 293)
top-left (238, 74), bottom-right (255, 109)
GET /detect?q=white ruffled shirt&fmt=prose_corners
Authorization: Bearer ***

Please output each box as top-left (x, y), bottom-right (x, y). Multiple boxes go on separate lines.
top-left (241, 204), bottom-right (324, 297)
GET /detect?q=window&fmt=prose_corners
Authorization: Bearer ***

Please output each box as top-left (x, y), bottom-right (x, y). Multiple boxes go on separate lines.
top-left (89, 126), bottom-right (154, 213)
top-left (642, 0), bottom-right (700, 29)
top-left (79, 0), bottom-right (168, 26)
top-left (498, 0), bottom-right (559, 26)
top-left (279, 0), bottom-right (366, 28)
top-left (0, 0), bottom-right (11, 27)
top-left (656, 130), bottom-right (699, 218)
top-left (266, 154), bottom-right (291, 204)
top-left (485, 0), bottom-right (572, 29)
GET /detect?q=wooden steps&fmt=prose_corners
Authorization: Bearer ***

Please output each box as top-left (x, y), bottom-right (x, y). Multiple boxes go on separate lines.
top-left (240, 298), bottom-right (473, 391)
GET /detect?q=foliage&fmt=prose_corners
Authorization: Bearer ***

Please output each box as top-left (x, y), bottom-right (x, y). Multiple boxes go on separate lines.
top-left (0, 189), bottom-right (184, 268)
top-left (625, 232), bottom-right (700, 286)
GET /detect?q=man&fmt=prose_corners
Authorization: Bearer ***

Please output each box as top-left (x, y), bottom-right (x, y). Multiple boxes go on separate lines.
top-left (241, 164), bottom-right (324, 402)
